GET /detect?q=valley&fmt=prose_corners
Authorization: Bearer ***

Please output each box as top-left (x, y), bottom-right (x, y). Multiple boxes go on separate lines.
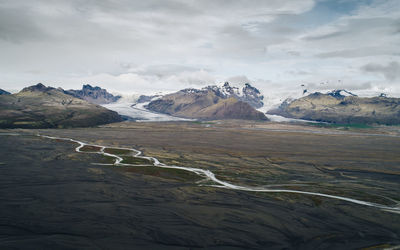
top-left (2, 1), bottom-right (399, 249)
top-left (1, 121), bottom-right (399, 249)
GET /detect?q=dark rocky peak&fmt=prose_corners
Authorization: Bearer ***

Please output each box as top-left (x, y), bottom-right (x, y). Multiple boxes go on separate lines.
top-left (183, 82), bottom-right (264, 108)
top-left (82, 84), bottom-right (101, 91)
top-left (21, 83), bottom-right (55, 93)
top-left (328, 89), bottom-right (357, 99)
top-left (238, 83), bottom-right (264, 109)
top-left (201, 85), bottom-right (224, 98)
top-left (241, 83), bottom-right (264, 108)
top-left (0, 89), bottom-right (11, 95)
top-left (64, 84), bottom-right (121, 104)
top-left (243, 83), bottom-right (261, 95)
top-left (221, 82), bottom-right (240, 96)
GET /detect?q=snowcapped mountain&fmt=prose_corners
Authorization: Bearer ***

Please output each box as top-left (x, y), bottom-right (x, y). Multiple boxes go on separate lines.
top-left (267, 89), bottom-right (400, 125)
top-left (203, 82), bottom-right (264, 108)
top-left (145, 82), bottom-right (267, 121)
top-left (327, 89), bottom-right (357, 98)
top-left (101, 82), bottom-right (266, 121)
top-left (175, 82), bottom-right (264, 109)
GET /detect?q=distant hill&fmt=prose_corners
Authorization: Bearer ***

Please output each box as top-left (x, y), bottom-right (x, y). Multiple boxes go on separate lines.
top-left (0, 89), bottom-right (11, 95)
top-left (64, 84), bottom-right (121, 104)
top-left (0, 83), bottom-right (123, 128)
top-left (146, 84), bottom-right (267, 121)
top-left (268, 90), bottom-right (400, 125)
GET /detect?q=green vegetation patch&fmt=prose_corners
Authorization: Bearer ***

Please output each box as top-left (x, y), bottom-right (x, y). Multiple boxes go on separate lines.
top-left (120, 156), bottom-right (153, 165)
top-left (104, 148), bottom-right (132, 155)
top-left (309, 122), bottom-right (373, 129)
top-left (191, 121), bottom-right (215, 125)
top-left (118, 165), bottom-right (201, 182)
top-left (100, 155), bottom-right (117, 164)
top-left (80, 145), bottom-right (102, 152)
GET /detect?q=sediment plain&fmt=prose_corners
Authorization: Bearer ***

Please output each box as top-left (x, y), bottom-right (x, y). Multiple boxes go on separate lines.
top-left (1, 121), bottom-right (400, 249)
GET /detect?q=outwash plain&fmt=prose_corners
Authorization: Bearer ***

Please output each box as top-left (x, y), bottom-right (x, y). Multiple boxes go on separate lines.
top-left (1, 120), bottom-right (400, 249)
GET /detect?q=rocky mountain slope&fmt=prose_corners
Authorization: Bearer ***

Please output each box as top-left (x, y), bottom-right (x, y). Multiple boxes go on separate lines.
top-left (0, 83), bottom-right (122, 128)
top-left (64, 84), bottom-right (121, 104)
top-left (0, 89), bottom-right (11, 95)
top-left (268, 90), bottom-right (400, 125)
top-left (142, 82), bottom-right (264, 108)
top-left (146, 85), bottom-right (267, 120)
top-left (207, 82), bottom-right (264, 108)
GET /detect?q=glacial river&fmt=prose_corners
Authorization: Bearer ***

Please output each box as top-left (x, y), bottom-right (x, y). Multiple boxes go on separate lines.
top-left (39, 134), bottom-right (400, 214)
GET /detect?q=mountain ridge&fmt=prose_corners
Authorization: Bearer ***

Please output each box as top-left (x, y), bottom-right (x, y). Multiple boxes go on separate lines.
top-left (0, 83), bottom-right (123, 128)
top-left (268, 90), bottom-right (400, 125)
top-left (64, 84), bottom-right (121, 104)
top-left (146, 83), bottom-right (267, 121)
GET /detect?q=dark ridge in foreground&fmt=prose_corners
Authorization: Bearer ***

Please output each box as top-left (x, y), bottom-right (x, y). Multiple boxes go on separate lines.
top-left (0, 83), bottom-right (123, 128)
top-left (268, 90), bottom-right (400, 125)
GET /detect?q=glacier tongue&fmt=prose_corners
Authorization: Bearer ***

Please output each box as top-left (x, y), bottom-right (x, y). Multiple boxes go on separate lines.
top-left (102, 102), bottom-right (194, 122)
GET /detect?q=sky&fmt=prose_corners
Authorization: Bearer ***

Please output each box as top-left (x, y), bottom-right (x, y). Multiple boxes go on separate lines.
top-left (0, 0), bottom-right (399, 107)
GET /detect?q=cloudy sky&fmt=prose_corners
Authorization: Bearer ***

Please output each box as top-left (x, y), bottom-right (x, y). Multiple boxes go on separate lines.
top-left (0, 0), bottom-right (399, 105)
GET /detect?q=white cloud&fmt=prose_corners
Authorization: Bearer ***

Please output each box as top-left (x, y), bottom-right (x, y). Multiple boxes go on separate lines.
top-left (362, 61), bottom-right (400, 81)
top-left (59, 69), bottom-right (217, 95)
top-left (0, 0), bottom-right (399, 105)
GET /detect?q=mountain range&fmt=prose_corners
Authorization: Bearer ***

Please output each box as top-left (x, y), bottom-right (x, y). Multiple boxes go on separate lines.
top-left (146, 82), bottom-right (267, 121)
top-left (0, 83), bottom-right (122, 128)
top-left (217, 82), bottom-right (264, 108)
top-left (2, 82), bottom-right (400, 126)
top-left (268, 90), bottom-right (400, 125)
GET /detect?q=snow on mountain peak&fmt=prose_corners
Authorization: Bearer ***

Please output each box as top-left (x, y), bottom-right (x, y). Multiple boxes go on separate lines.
top-left (202, 82), bottom-right (264, 108)
top-left (328, 89), bottom-right (357, 98)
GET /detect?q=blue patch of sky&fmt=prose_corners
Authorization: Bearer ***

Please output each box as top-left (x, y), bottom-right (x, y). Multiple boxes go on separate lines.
top-left (292, 0), bottom-right (374, 29)
top-left (251, 0), bottom-right (375, 34)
